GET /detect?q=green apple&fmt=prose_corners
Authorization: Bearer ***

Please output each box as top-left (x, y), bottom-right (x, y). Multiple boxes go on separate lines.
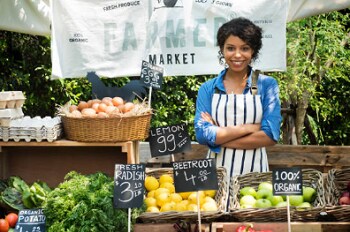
top-left (289, 195), bottom-right (304, 206)
top-left (240, 195), bottom-right (256, 208)
top-left (276, 201), bottom-right (289, 207)
top-left (268, 195), bottom-right (284, 206)
top-left (254, 199), bottom-right (272, 208)
top-left (240, 186), bottom-right (257, 198)
top-left (303, 186), bottom-right (317, 203)
top-left (256, 189), bottom-right (273, 199)
top-left (296, 202), bottom-right (312, 211)
top-left (258, 182), bottom-right (273, 192)
top-left (241, 204), bottom-right (254, 209)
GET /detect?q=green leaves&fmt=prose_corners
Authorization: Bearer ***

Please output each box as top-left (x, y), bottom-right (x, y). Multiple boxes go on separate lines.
top-left (43, 171), bottom-right (136, 232)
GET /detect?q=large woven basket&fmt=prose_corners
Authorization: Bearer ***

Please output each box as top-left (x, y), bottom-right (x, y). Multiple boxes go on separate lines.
top-left (324, 168), bottom-right (350, 221)
top-left (61, 113), bottom-right (152, 142)
top-left (229, 169), bottom-right (326, 222)
top-left (138, 167), bottom-right (228, 223)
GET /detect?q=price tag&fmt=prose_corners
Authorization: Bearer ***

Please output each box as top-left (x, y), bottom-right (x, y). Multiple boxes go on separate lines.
top-left (15, 208), bottom-right (46, 232)
top-left (113, 164), bottom-right (145, 208)
top-left (272, 167), bottom-right (303, 196)
top-left (172, 158), bottom-right (218, 193)
top-left (140, 60), bottom-right (163, 89)
top-left (149, 123), bottom-right (191, 157)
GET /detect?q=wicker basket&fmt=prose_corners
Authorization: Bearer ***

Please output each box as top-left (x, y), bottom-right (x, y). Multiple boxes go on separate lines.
top-left (61, 113), bottom-right (151, 142)
top-left (324, 168), bottom-right (350, 221)
top-left (229, 169), bottom-right (326, 222)
top-left (138, 167), bottom-right (228, 223)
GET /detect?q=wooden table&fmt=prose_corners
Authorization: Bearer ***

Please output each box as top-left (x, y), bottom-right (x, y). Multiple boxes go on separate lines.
top-left (0, 139), bottom-right (140, 186)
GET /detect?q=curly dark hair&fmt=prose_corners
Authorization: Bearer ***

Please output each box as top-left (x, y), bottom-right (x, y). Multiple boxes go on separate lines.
top-left (217, 17), bottom-right (263, 63)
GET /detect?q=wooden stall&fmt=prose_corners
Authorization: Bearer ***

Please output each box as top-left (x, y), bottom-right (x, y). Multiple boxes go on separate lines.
top-left (142, 143), bottom-right (350, 172)
top-left (0, 140), bottom-right (139, 187)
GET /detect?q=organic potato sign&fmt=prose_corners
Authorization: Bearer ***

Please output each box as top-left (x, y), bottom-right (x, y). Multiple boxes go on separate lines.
top-left (172, 158), bottom-right (218, 193)
top-left (15, 208), bottom-right (46, 232)
top-left (272, 167), bottom-right (303, 196)
top-left (149, 123), bottom-right (191, 157)
top-left (113, 164), bottom-right (145, 209)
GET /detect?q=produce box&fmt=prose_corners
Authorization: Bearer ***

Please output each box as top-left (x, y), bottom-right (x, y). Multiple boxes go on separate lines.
top-left (324, 168), bottom-right (350, 221)
top-left (228, 169), bottom-right (326, 222)
top-left (137, 167), bottom-right (228, 223)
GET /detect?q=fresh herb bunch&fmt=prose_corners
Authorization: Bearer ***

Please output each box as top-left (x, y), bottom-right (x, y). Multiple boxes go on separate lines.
top-left (43, 171), bottom-right (143, 232)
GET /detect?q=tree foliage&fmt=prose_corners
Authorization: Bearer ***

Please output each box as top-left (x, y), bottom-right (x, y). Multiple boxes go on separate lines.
top-left (0, 10), bottom-right (349, 145)
top-left (273, 10), bottom-right (350, 145)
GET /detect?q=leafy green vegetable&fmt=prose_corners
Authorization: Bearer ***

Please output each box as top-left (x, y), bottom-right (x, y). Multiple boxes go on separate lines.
top-left (1, 176), bottom-right (51, 211)
top-left (0, 179), bottom-right (8, 192)
top-left (8, 176), bottom-right (30, 193)
top-left (44, 171), bottom-right (144, 232)
top-left (1, 187), bottom-right (25, 210)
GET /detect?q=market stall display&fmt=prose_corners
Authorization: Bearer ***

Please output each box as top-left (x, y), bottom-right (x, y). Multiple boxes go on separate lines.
top-left (325, 167), bottom-right (350, 221)
top-left (138, 167), bottom-right (228, 223)
top-left (58, 97), bottom-right (152, 142)
top-left (228, 169), bottom-right (326, 222)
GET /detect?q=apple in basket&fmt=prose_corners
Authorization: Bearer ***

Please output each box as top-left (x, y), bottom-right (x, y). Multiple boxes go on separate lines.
top-left (339, 191), bottom-right (350, 205)
top-left (302, 186), bottom-right (317, 203)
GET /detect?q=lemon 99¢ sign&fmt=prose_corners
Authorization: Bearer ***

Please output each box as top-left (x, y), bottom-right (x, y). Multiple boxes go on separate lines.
top-left (149, 123), bottom-right (191, 157)
top-left (113, 164), bottom-right (145, 208)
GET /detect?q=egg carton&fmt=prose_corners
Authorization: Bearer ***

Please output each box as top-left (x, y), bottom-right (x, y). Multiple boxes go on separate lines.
top-left (0, 108), bottom-right (24, 126)
top-left (0, 91), bottom-right (26, 109)
top-left (0, 116), bottom-right (63, 142)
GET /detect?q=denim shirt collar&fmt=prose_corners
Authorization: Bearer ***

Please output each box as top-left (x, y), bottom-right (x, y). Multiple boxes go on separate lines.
top-left (214, 66), bottom-right (253, 94)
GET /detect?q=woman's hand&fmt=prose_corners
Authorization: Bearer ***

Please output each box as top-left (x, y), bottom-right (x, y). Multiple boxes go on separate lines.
top-left (201, 112), bottom-right (216, 125)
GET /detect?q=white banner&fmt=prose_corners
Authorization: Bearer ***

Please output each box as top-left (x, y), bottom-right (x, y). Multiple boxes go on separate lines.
top-left (2, 0), bottom-right (349, 78)
top-left (51, 0), bottom-right (149, 78)
top-left (51, 0), bottom-right (288, 78)
top-left (143, 0), bottom-right (288, 77)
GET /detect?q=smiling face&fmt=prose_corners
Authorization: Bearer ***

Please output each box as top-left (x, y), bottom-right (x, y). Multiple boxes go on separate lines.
top-left (222, 35), bottom-right (254, 75)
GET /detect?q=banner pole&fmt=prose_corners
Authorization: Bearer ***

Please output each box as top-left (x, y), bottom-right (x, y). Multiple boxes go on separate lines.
top-left (148, 86), bottom-right (152, 109)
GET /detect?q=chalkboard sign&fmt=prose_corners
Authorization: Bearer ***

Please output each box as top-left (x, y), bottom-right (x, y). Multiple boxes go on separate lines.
top-left (272, 167), bottom-right (303, 196)
top-left (172, 158), bottom-right (218, 193)
top-left (140, 60), bottom-right (163, 89)
top-left (15, 208), bottom-right (46, 232)
top-left (113, 164), bottom-right (145, 208)
top-left (149, 123), bottom-right (191, 157)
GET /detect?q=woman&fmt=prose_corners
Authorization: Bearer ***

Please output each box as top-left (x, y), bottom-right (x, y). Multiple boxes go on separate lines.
top-left (194, 17), bottom-right (282, 209)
